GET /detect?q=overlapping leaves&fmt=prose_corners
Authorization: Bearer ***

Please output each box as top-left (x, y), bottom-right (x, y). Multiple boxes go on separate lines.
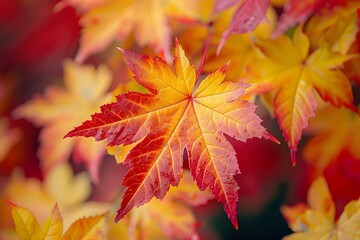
top-left (9, 203), bottom-right (107, 240)
top-left (65, 41), bottom-right (276, 227)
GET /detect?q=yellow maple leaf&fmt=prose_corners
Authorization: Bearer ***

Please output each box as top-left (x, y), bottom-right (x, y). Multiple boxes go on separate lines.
top-left (73, 0), bottom-right (214, 62)
top-left (246, 25), bottom-right (356, 164)
top-left (0, 162), bottom-right (109, 239)
top-left (8, 203), bottom-right (107, 240)
top-left (14, 60), bottom-right (112, 182)
top-left (282, 176), bottom-right (360, 240)
top-left (8, 202), bottom-right (41, 240)
top-left (35, 204), bottom-right (63, 240)
top-left (1, 163), bottom-right (208, 239)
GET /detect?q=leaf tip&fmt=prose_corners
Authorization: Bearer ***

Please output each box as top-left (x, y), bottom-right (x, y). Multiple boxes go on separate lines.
top-left (175, 37), bottom-right (180, 46)
top-left (267, 134), bottom-right (280, 144)
top-left (290, 150), bottom-right (297, 167)
top-left (5, 201), bottom-right (16, 208)
top-left (63, 129), bottom-right (76, 139)
top-left (231, 217), bottom-right (239, 230)
top-left (114, 211), bottom-right (123, 223)
top-left (219, 62), bottom-right (230, 74)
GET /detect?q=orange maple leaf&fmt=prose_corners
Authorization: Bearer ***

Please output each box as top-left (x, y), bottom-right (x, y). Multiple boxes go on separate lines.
top-left (246, 25), bottom-right (357, 165)
top-left (65, 40), bottom-right (277, 228)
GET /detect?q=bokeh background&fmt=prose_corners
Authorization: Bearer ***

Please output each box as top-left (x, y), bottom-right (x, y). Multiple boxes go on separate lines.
top-left (1, 0), bottom-right (360, 239)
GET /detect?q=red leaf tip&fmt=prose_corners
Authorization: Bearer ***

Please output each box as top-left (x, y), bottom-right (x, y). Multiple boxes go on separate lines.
top-left (219, 62), bottom-right (230, 74)
top-left (5, 201), bottom-right (16, 207)
top-left (175, 37), bottom-right (180, 46)
top-left (232, 219), bottom-right (239, 230)
top-left (114, 210), bottom-right (124, 223)
top-left (290, 150), bottom-right (297, 167)
top-left (267, 133), bottom-right (280, 144)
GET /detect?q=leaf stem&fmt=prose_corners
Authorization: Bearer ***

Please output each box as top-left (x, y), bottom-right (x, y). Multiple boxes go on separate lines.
top-left (195, 31), bottom-right (212, 85)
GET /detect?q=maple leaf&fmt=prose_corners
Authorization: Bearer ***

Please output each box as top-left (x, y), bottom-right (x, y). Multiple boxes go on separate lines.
top-left (2, 169), bottom-right (208, 239)
top-left (73, 0), bottom-right (213, 62)
top-left (216, 0), bottom-right (270, 54)
top-left (74, 0), bottom-right (170, 62)
top-left (304, 104), bottom-right (360, 170)
top-left (282, 176), bottom-right (360, 239)
top-left (247, 25), bottom-right (356, 165)
top-left (8, 203), bottom-right (107, 240)
top-left (14, 60), bottom-right (112, 182)
top-left (65, 40), bottom-right (277, 228)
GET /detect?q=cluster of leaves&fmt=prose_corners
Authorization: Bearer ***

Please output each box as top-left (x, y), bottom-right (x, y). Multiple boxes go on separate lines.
top-left (9, 203), bottom-right (107, 240)
top-left (1, 0), bottom-right (360, 239)
top-left (282, 176), bottom-right (360, 239)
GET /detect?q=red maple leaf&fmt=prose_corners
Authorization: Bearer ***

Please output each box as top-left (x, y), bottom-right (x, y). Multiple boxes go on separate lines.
top-left (65, 40), bottom-right (277, 228)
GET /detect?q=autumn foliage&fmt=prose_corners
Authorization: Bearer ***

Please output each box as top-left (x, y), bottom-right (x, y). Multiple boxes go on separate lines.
top-left (1, 0), bottom-right (360, 239)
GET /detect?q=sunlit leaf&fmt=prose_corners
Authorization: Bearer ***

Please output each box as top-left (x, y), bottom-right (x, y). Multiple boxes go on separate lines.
top-left (66, 40), bottom-right (277, 228)
top-left (8, 203), bottom-right (107, 240)
top-left (247, 25), bottom-right (356, 164)
top-left (35, 205), bottom-right (63, 240)
top-left (8, 202), bottom-right (41, 240)
top-left (0, 163), bottom-right (109, 232)
top-left (62, 214), bottom-right (107, 240)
